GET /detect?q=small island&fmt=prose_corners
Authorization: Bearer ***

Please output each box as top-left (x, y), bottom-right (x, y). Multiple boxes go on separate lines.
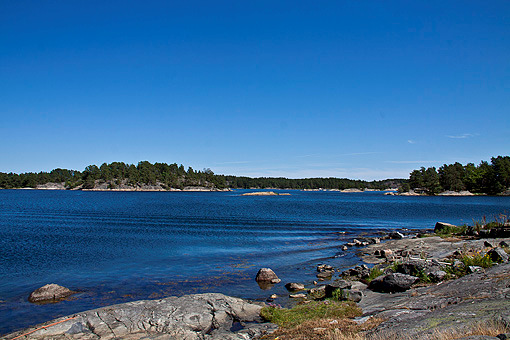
top-left (241, 191), bottom-right (291, 196)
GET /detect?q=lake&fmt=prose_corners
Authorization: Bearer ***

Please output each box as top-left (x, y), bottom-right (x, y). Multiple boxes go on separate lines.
top-left (0, 189), bottom-right (509, 334)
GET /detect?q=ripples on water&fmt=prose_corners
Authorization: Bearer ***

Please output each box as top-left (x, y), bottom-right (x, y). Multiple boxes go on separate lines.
top-left (0, 189), bottom-right (508, 334)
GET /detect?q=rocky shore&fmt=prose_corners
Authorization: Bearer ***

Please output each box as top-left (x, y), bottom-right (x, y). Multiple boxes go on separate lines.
top-left (6, 223), bottom-right (510, 339)
top-left (31, 182), bottom-right (230, 192)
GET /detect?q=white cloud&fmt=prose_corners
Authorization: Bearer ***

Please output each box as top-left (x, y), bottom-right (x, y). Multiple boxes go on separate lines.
top-left (407, 139), bottom-right (416, 144)
top-left (446, 133), bottom-right (478, 139)
top-left (385, 160), bottom-right (441, 164)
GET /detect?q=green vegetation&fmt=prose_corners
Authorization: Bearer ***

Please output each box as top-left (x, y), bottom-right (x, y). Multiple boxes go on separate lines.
top-left (331, 288), bottom-right (348, 301)
top-left (260, 300), bottom-right (362, 328)
top-left (461, 252), bottom-right (494, 268)
top-left (0, 161), bottom-right (405, 190)
top-left (366, 266), bottom-right (384, 283)
top-left (434, 224), bottom-right (468, 238)
top-left (406, 155), bottom-right (510, 195)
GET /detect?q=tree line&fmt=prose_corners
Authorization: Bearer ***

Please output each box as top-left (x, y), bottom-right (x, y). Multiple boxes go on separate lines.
top-left (402, 155), bottom-right (510, 195)
top-left (2, 156), bottom-right (508, 194)
top-left (0, 161), bottom-right (403, 190)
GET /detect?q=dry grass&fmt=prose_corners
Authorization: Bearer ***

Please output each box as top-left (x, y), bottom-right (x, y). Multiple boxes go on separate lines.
top-left (361, 320), bottom-right (509, 340)
top-left (263, 319), bottom-right (509, 340)
top-left (261, 317), bottom-right (383, 340)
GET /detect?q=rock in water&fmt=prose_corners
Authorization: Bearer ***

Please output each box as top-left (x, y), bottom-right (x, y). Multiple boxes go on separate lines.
top-left (389, 231), bottom-right (404, 239)
top-left (285, 282), bottom-right (305, 291)
top-left (28, 284), bottom-right (75, 303)
top-left (255, 268), bottom-right (281, 283)
top-left (368, 273), bottom-right (419, 293)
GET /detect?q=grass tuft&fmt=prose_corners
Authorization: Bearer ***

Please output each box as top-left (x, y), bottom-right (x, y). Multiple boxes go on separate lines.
top-left (366, 266), bottom-right (383, 283)
top-left (260, 300), bottom-right (362, 329)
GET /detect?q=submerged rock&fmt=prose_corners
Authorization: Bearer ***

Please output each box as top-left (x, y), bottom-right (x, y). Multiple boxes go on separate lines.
top-left (28, 284), bottom-right (75, 303)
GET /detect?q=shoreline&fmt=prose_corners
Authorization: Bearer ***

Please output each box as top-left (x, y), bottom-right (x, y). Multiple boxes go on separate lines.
top-left (6, 226), bottom-right (510, 339)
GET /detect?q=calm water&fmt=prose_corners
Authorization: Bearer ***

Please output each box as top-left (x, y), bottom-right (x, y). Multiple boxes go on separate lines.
top-left (0, 189), bottom-right (509, 334)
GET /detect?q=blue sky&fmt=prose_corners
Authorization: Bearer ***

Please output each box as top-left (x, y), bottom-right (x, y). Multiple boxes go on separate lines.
top-left (1, 1), bottom-right (509, 180)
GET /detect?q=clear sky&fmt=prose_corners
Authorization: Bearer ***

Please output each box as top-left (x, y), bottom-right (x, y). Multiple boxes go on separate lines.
top-left (1, 1), bottom-right (509, 180)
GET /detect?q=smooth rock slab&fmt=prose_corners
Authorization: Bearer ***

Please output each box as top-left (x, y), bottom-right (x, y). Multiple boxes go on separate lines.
top-left (6, 293), bottom-right (275, 340)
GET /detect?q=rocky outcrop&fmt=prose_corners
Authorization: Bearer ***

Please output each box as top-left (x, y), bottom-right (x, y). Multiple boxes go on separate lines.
top-left (437, 190), bottom-right (475, 196)
top-left (35, 182), bottom-right (66, 190)
top-left (6, 293), bottom-right (276, 340)
top-left (28, 284), bottom-right (75, 303)
top-left (362, 263), bottom-right (510, 339)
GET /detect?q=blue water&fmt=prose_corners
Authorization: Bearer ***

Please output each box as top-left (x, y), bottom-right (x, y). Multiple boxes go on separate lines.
top-left (0, 189), bottom-right (509, 334)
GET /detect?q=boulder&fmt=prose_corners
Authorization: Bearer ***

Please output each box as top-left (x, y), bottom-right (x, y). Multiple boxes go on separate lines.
top-left (468, 266), bottom-right (483, 274)
top-left (28, 284), bottom-right (75, 303)
top-left (381, 249), bottom-right (394, 259)
top-left (395, 259), bottom-right (441, 277)
top-left (484, 241), bottom-right (494, 248)
top-left (345, 289), bottom-right (363, 303)
top-left (353, 239), bottom-right (363, 246)
top-left (317, 264), bottom-right (334, 272)
top-left (341, 265), bottom-right (370, 279)
top-left (255, 268), bottom-right (281, 283)
top-left (308, 285), bottom-right (326, 299)
top-left (285, 283), bottom-right (305, 291)
top-left (368, 273), bottom-right (419, 293)
top-left (488, 248), bottom-right (509, 263)
top-left (289, 293), bottom-right (306, 298)
top-left (434, 222), bottom-right (457, 234)
top-left (429, 270), bottom-right (447, 281)
top-left (317, 271), bottom-right (335, 279)
top-left (389, 231), bottom-right (404, 239)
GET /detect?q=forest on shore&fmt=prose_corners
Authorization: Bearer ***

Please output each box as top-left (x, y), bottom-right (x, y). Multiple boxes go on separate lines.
top-left (403, 155), bottom-right (510, 195)
top-left (0, 161), bottom-right (401, 191)
top-left (0, 155), bottom-right (508, 194)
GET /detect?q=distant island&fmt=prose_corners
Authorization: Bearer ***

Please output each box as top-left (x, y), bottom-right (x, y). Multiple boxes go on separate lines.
top-left (0, 155), bottom-right (508, 195)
